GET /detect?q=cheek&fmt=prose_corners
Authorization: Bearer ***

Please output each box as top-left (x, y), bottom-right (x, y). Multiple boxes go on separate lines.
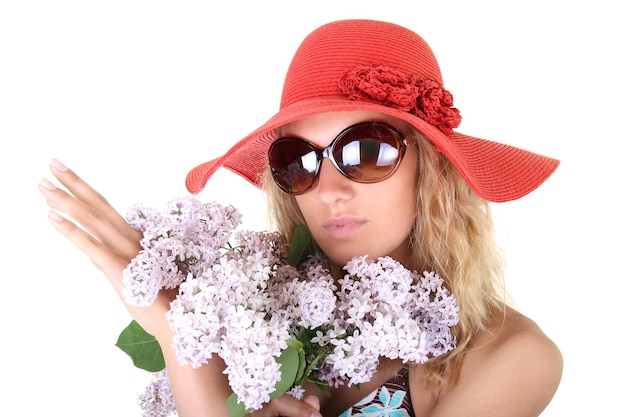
top-left (389, 150), bottom-right (418, 209)
top-left (386, 151), bottom-right (419, 230)
top-left (380, 184), bottom-right (417, 235)
top-left (294, 194), bottom-right (323, 235)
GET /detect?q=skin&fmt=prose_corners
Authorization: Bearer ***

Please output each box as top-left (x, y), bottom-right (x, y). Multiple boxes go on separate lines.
top-left (39, 110), bottom-right (562, 417)
top-left (288, 112), bottom-right (418, 269)
top-left (408, 310), bottom-right (563, 417)
top-left (281, 111), bottom-right (564, 417)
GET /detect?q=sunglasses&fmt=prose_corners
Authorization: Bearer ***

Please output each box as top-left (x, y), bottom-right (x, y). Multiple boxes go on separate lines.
top-left (268, 121), bottom-right (408, 195)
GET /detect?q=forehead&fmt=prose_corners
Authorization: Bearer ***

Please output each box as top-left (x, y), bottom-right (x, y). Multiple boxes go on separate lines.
top-left (281, 111), bottom-right (407, 146)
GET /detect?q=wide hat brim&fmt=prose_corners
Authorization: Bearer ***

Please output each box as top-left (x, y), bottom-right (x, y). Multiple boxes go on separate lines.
top-left (187, 19), bottom-right (559, 202)
top-left (186, 96), bottom-right (559, 202)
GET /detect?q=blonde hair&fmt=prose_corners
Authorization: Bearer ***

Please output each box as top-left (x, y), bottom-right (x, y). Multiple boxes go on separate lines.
top-left (261, 127), bottom-right (507, 388)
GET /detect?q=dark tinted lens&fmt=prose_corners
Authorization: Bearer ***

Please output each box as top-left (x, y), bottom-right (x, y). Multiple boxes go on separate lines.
top-left (268, 138), bottom-right (320, 194)
top-left (333, 124), bottom-right (402, 182)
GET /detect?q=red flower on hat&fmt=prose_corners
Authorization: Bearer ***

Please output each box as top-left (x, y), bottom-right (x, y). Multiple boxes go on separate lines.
top-left (339, 64), bottom-right (461, 134)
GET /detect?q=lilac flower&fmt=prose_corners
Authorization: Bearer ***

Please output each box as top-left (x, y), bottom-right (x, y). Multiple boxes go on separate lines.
top-left (314, 256), bottom-right (459, 387)
top-left (122, 197), bottom-right (459, 415)
top-left (286, 385), bottom-right (306, 400)
top-left (138, 370), bottom-right (176, 417)
top-left (299, 285), bottom-right (336, 328)
top-left (122, 198), bottom-right (242, 306)
top-left (219, 306), bottom-right (288, 410)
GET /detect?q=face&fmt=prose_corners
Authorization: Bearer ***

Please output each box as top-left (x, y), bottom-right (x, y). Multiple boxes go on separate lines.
top-left (281, 111), bottom-right (419, 267)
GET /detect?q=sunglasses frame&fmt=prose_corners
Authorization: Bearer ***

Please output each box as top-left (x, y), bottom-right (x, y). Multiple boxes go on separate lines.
top-left (268, 121), bottom-right (408, 195)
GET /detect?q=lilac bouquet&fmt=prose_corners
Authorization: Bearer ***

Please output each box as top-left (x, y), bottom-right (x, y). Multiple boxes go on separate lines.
top-left (116, 196), bottom-right (459, 417)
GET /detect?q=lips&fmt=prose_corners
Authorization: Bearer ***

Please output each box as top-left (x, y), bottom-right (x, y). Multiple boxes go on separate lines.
top-left (322, 216), bottom-right (366, 239)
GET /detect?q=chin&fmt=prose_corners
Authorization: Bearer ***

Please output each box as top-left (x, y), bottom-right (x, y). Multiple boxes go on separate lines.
top-left (325, 248), bottom-right (377, 268)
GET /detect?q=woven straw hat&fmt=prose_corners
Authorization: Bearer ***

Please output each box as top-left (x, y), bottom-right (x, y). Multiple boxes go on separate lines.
top-left (186, 19), bottom-right (559, 202)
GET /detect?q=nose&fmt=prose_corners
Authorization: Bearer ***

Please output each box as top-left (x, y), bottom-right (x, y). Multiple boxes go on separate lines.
top-left (314, 156), bottom-right (354, 205)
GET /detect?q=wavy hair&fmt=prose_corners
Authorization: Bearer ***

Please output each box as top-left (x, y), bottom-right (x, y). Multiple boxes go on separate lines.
top-left (261, 125), bottom-right (507, 387)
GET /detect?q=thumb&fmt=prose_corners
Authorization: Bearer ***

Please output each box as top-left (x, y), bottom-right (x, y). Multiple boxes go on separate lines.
top-left (303, 395), bottom-right (321, 413)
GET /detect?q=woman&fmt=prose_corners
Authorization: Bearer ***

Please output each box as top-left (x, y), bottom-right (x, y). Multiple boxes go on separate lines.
top-left (39, 19), bottom-right (563, 416)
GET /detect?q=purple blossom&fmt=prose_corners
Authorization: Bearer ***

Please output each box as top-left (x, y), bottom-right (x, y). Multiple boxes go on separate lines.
top-left (138, 370), bottom-right (176, 417)
top-left (122, 197), bottom-right (459, 414)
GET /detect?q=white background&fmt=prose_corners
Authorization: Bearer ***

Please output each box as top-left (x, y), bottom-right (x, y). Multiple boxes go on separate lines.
top-left (1, 1), bottom-right (624, 415)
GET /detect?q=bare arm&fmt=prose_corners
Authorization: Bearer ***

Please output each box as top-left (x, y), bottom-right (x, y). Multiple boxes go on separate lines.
top-left (38, 159), bottom-right (322, 417)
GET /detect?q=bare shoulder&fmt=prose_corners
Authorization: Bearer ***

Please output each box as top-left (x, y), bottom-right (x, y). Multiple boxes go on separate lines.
top-left (411, 308), bottom-right (563, 417)
top-left (480, 308), bottom-right (563, 369)
top-left (477, 308), bottom-right (563, 393)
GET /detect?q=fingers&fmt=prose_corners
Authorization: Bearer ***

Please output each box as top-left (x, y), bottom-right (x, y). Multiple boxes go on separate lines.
top-left (252, 394), bottom-right (322, 417)
top-left (44, 207), bottom-right (129, 282)
top-left (303, 396), bottom-right (321, 412)
top-left (40, 159), bottom-right (142, 260)
top-left (49, 158), bottom-right (141, 241)
top-left (38, 159), bottom-right (144, 286)
top-left (40, 159), bottom-right (177, 338)
top-left (43, 183), bottom-right (175, 337)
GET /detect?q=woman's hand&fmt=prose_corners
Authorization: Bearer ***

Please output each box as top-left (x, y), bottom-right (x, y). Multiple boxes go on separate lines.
top-left (251, 394), bottom-right (322, 417)
top-left (38, 158), bottom-right (173, 337)
top-left (38, 159), bottom-right (326, 417)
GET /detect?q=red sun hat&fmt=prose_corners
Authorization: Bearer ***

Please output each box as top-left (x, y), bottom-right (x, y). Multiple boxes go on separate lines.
top-left (186, 19), bottom-right (559, 202)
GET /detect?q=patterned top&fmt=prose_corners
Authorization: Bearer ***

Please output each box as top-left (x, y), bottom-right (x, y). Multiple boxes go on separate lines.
top-left (338, 367), bottom-right (414, 417)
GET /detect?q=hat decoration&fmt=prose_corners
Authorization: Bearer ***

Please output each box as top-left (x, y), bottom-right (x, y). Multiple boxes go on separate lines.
top-left (339, 64), bottom-right (461, 134)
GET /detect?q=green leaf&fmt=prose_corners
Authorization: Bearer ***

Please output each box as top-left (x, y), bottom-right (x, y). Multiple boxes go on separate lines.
top-left (298, 326), bottom-right (319, 350)
top-left (306, 375), bottom-right (331, 397)
top-left (287, 226), bottom-right (320, 267)
top-left (225, 394), bottom-right (251, 417)
top-left (115, 320), bottom-right (165, 372)
top-left (295, 344), bottom-right (306, 385)
top-left (286, 338), bottom-right (304, 352)
top-left (271, 340), bottom-right (302, 398)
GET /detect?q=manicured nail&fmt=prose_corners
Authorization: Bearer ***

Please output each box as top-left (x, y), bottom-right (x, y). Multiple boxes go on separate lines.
top-left (39, 178), bottom-right (57, 190)
top-left (48, 210), bottom-right (65, 223)
top-left (50, 158), bottom-right (68, 172)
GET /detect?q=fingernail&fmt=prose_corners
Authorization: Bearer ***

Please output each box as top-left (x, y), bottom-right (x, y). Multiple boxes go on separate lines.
top-left (48, 210), bottom-right (64, 223)
top-left (311, 413), bottom-right (322, 417)
top-left (50, 158), bottom-right (68, 172)
top-left (39, 178), bottom-right (57, 190)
